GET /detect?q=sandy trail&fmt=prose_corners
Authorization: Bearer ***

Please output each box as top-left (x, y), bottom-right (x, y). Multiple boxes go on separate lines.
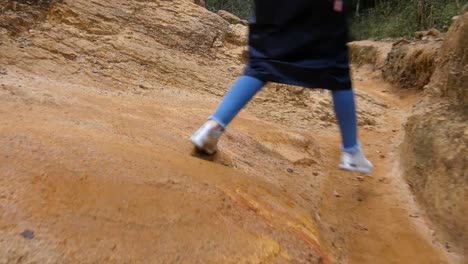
top-left (0, 0), bottom-right (460, 261)
top-left (0, 63), bottom-right (457, 263)
top-left (316, 67), bottom-right (457, 263)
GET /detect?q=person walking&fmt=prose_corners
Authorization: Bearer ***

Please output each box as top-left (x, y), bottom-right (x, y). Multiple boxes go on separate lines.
top-left (191, 0), bottom-right (373, 174)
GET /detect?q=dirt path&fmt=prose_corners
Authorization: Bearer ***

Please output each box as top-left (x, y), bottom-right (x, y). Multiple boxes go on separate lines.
top-left (316, 68), bottom-right (457, 263)
top-left (0, 62), bottom-right (458, 263)
top-left (0, 0), bottom-right (461, 260)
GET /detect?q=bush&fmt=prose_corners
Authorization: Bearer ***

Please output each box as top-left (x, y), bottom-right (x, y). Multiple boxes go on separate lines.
top-left (351, 0), bottom-right (463, 40)
top-left (205, 0), bottom-right (252, 19)
top-left (205, 0), bottom-right (464, 40)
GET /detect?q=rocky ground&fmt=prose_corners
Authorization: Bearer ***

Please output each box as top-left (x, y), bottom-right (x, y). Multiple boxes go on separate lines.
top-left (0, 0), bottom-right (465, 263)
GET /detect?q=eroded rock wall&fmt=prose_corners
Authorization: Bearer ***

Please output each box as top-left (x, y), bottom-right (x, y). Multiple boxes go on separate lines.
top-left (401, 13), bottom-right (468, 253)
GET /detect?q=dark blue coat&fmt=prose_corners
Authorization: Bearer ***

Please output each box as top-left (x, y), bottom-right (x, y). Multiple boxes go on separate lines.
top-left (244, 0), bottom-right (352, 90)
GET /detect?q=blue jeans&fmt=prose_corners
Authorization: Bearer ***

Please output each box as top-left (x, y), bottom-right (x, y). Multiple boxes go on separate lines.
top-left (210, 76), bottom-right (359, 153)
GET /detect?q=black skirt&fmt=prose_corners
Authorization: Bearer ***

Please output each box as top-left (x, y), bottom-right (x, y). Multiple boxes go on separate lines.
top-left (244, 0), bottom-right (352, 90)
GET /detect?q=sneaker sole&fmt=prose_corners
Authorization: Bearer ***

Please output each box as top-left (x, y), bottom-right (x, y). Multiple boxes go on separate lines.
top-left (191, 136), bottom-right (217, 155)
top-left (339, 164), bottom-right (373, 174)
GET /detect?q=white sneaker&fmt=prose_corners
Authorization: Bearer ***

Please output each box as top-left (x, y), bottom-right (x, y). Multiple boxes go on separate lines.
top-left (339, 149), bottom-right (373, 174)
top-left (191, 120), bottom-right (223, 155)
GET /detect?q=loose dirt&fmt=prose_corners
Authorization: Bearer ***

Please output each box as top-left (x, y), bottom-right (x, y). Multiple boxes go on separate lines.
top-left (0, 0), bottom-right (463, 263)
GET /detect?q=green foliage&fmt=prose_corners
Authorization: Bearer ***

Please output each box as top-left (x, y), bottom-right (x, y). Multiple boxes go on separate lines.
top-left (351, 2), bottom-right (418, 39)
top-left (430, 1), bottom-right (461, 29)
top-left (351, 0), bottom-right (463, 40)
top-left (205, 0), bottom-right (465, 40)
top-left (204, 0), bottom-right (252, 19)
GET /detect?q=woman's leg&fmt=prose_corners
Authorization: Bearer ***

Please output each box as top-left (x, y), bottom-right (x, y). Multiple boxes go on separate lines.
top-left (332, 89), bottom-right (373, 173)
top-left (332, 89), bottom-right (359, 153)
top-left (210, 75), bottom-right (266, 128)
top-left (191, 75), bottom-right (265, 154)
